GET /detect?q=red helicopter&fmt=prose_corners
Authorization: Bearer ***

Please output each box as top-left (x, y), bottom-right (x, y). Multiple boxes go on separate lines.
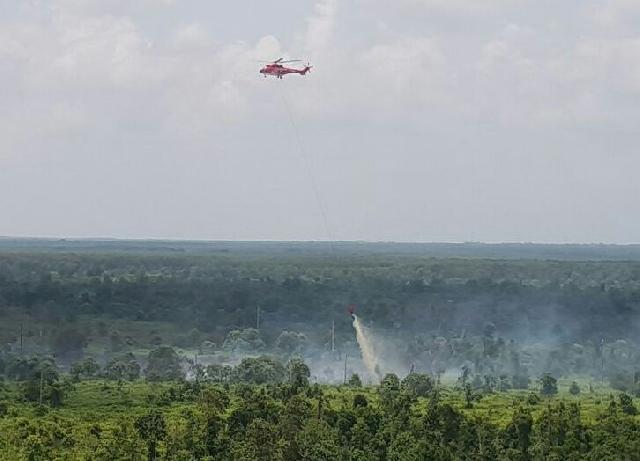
top-left (348, 304), bottom-right (357, 320)
top-left (259, 58), bottom-right (312, 79)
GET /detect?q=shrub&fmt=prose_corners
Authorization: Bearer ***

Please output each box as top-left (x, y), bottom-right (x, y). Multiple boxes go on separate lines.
top-left (353, 394), bottom-right (368, 408)
top-left (527, 393), bottom-right (541, 405)
top-left (540, 374), bottom-right (558, 396)
top-left (620, 393), bottom-right (638, 415)
top-left (401, 373), bottom-right (433, 397)
top-left (569, 381), bottom-right (581, 395)
top-left (231, 356), bottom-right (285, 385)
top-left (348, 374), bottom-right (362, 387)
top-left (146, 347), bottom-right (183, 381)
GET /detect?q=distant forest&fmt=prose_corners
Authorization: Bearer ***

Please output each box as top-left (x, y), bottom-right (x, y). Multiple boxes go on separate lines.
top-left (3, 240), bottom-right (640, 459)
top-left (1, 240), bottom-right (640, 342)
top-left (0, 239), bottom-right (638, 386)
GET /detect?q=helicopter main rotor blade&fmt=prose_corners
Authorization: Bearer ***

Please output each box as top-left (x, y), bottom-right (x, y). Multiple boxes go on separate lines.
top-left (255, 58), bottom-right (304, 64)
top-left (256, 58), bottom-right (285, 63)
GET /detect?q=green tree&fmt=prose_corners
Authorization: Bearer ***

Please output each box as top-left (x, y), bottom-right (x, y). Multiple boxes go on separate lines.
top-left (531, 402), bottom-right (589, 459)
top-left (94, 416), bottom-right (146, 459)
top-left (353, 394), bottom-right (368, 408)
top-left (619, 393), bottom-right (637, 415)
top-left (17, 357), bottom-right (66, 407)
top-left (231, 418), bottom-right (282, 461)
top-left (540, 374), bottom-right (558, 396)
top-left (275, 330), bottom-right (307, 357)
top-left (379, 373), bottom-right (401, 411)
top-left (70, 357), bottom-right (100, 381)
top-left (498, 374), bottom-right (512, 392)
top-left (280, 394), bottom-right (313, 461)
top-left (387, 431), bottom-right (423, 461)
top-left (199, 388), bottom-right (230, 458)
top-left (569, 381), bottom-right (581, 396)
top-left (504, 406), bottom-right (533, 461)
top-left (206, 363), bottom-right (233, 383)
top-left (348, 373), bottom-right (362, 387)
top-left (296, 419), bottom-right (341, 461)
top-left (21, 434), bottom-right (49, 461)
top-left (401, 373), bottom-right (433, 397)
top-left (287, 358), bottom-right (311, 387)
top-left (164, 408), bottom-right (205, 460)
top-left (0, 401), bottom-right (8, 417)
top-left (222, 329), bottom-right (265, 352)
top-left (104, 353), bottom-right (141, 381)
top-left (135, 409), bottom-right (167, 461)
top-left (146, 346), bottom-right (183, 381)
top-left (232, 356), bottom-right (286, 385)
top-left (463, 383), bottom-right (475, 409)
top-left (200, 387), bottom-right (230, 415)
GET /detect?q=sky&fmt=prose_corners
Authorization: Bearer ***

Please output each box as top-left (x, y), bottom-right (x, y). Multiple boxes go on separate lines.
top-left (1, 0), bottom-right (639, 243)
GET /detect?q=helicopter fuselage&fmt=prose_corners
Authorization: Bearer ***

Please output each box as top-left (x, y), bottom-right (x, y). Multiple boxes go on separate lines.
top-left (260, 63), bottom-right (311, 79)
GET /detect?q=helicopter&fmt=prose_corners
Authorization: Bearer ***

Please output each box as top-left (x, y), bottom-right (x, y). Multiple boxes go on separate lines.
top-left (258, 58), bottom-right (312, 79)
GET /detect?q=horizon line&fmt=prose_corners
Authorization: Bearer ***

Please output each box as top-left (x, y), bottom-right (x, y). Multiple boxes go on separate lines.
top-left (1, 235), bottom-right (640, 246)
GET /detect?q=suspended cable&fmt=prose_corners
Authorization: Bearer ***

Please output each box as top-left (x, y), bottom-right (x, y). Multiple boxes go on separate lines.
top-left (279, 86), bottom-right (335, 251)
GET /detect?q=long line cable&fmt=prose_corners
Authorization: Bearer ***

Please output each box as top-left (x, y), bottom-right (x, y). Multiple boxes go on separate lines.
top-left (279, 86), bottom-right (335, 251)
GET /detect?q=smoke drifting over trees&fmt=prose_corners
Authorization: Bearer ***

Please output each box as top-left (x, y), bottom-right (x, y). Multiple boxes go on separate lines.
top-left (1, 240), bottom-right (640, 388)
top-left (2, 240), bottom-right (640, 458)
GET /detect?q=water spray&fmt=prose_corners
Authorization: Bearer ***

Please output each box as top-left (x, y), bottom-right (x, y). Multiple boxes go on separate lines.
top-left (349, 305), bottom-right (382, 381)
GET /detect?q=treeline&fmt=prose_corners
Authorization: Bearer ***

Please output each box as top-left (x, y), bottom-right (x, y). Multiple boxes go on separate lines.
top-left (1, 346), bottom-right (323, 406)
top-left (2, 370), bottom-right (640, 459)
top-left (2, 252), bottom-right (640, 342)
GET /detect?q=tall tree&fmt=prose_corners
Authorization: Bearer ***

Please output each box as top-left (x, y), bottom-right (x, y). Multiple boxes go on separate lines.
top-left (135, 410), bottom-right (167, 461)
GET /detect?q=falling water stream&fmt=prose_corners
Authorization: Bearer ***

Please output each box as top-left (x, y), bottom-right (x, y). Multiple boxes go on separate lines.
top-left (352, 314), bottom-right (381, 381)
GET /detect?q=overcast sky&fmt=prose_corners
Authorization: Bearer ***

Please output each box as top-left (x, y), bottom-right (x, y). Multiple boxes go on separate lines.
top-left (1, 0), bottom-right (639, 243)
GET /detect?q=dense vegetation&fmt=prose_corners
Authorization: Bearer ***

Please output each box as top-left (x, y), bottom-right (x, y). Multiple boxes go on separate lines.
top-left (2, 243), bottom-right (640, 342)
top-left (2, 240), bottom-right (640, 459)
top-left (1, 362), bottom-right (640, 460)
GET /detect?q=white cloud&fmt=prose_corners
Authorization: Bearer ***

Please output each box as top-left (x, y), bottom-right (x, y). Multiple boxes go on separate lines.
top-left (383, 0), bottom-right (525, 14)
top-left (585, 0), bottom-right (640, 30)
top-left (2, 0), bottom-right (638, 140)
top-left (304, 0), bottom-right (338, 57)
top-left (575, 38), bottom-right (640, 93)
top-left (1, 1), bottom-right (640, 241)
top-left (0, 4), bottom-right (295, 154)
top-left (361, 37), bottom-right (448, 106)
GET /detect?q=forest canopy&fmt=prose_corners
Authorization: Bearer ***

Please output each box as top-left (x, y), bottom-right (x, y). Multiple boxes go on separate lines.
top-left (2, 241), bottom-right (640, 459)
